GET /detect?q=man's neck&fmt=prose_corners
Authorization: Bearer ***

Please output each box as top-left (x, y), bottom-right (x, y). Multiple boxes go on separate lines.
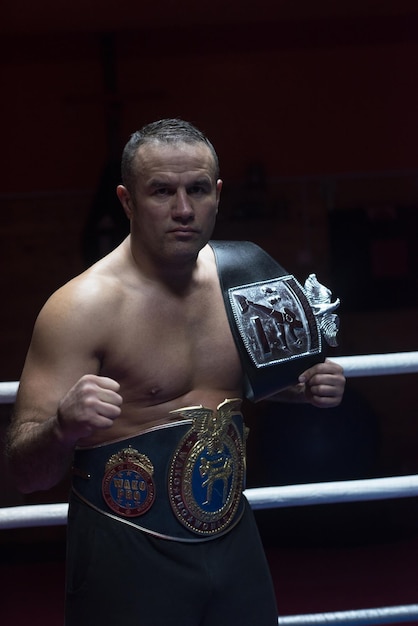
top-left (127, 237), bottom-right (206, 293)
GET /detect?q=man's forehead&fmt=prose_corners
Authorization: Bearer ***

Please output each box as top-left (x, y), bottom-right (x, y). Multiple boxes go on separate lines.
top-left (134, 140), bottom-right (216, 177)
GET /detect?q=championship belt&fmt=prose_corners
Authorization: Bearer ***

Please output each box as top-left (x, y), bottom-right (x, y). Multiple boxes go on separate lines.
top-left (71, 399), bottom-right (247, 542)
top-left (210, 240), bottom-right (340, 401)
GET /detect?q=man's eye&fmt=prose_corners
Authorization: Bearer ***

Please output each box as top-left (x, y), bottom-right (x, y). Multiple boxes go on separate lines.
top-left (188, 185), bottom-right (207, 195)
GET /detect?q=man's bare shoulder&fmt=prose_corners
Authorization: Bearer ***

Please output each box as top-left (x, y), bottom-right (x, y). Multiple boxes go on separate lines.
top-left (36, 243), bottom-right (132, 336)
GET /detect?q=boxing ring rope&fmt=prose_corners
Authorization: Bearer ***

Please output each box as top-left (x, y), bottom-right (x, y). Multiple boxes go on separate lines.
top-left (279, 606), bottom-right (418, 626)
top-left (0, 380), bottom-right (19, 405)
top-left (1, 352), bottom-right (417, 406)
top-left (1, 350), bottom-right (418, 625)
top-left (2, 474), bottom-right (418, 528)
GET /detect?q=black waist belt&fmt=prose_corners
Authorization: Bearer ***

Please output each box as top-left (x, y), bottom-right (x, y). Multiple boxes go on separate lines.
top-left (210, 240), bottom-right (340, 401)
top-left (71, 399), bottom-right (247, 543)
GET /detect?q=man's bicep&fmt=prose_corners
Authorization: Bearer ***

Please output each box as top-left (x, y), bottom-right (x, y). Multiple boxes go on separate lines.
top-left (15, 298), bottom-right (100, 422)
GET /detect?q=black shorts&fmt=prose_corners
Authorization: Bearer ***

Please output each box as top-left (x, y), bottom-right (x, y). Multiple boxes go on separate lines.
top-left (65, 494), bottom-right (278, 626)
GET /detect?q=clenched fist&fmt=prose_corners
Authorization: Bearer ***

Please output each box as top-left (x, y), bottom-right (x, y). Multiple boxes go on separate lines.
top-left (56, 374), bottom-right (123, 444)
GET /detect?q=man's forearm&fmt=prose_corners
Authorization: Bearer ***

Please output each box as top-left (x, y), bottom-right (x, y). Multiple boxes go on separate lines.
top-left (6, 417), bottom-right (74, 493)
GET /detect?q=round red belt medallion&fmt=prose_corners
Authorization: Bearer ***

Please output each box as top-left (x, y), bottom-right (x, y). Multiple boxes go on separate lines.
top-left (102, 447), bottom-right (155, 517)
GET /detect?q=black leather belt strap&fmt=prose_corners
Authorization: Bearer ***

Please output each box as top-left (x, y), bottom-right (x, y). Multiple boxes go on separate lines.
top-left (210, 240), bottom-right (325, 401)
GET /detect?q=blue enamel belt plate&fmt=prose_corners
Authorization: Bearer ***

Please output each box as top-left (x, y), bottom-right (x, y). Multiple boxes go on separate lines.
top-left (168, 398), bottom-right (246, 536)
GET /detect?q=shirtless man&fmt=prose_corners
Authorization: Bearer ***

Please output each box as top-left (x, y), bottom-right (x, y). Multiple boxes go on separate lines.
top-left (7, 119), bottom-right (345, 626)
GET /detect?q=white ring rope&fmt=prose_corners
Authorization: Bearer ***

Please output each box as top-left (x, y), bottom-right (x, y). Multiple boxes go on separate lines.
top-left (1, 351), bottom-right (418, 626)
top-left (332, 352), bottom-right (418, 378)
top-left (0, 502), bottom-right (68, 529)
top-left (278, 605), bottom-right (418, 626)
top-left (0, 351), bottom-right (417, 405)
top-left (2, 473), bottom-right (418, 529)
top-left (0, 380), bottom-right (18, 404)
top-left (247, 474), bottom-right (418, 510)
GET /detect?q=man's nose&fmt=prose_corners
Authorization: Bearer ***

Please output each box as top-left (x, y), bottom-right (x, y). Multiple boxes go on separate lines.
top-left (173, 189), bottom-right (193, 218)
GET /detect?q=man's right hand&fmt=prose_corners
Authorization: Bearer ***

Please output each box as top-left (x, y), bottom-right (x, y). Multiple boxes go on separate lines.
top-left (56, 374), bottom-right (123, 444)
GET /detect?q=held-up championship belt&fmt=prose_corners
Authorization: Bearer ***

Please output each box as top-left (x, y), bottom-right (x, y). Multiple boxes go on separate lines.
top-left (210, 240), bottom-right (340, 401)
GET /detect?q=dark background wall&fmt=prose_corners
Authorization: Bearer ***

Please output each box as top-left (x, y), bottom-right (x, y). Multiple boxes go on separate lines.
top-left (1, 1), bottom-right (418, 506)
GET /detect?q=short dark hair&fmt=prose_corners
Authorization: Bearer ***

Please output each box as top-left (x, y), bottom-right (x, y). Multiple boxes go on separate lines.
top-left (121, 119), bottom-right (220, 193)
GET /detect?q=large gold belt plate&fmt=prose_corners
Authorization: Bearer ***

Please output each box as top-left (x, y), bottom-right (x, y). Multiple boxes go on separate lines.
top-left (168, 398), bottom-right (246, 536)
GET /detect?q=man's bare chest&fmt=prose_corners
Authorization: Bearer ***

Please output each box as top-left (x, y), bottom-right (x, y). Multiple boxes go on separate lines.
top-left (99, 280), bottom-right (242, 401)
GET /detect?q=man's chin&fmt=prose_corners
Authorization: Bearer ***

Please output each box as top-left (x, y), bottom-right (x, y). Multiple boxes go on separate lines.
top-left (168, 236), bottom-right (209, 261)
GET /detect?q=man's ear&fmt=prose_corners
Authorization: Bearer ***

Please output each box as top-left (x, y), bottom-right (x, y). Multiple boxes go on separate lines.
top-left (116, 185), bottom-right (133, 219)
top-left (216, 179), bottom-right (223, 209)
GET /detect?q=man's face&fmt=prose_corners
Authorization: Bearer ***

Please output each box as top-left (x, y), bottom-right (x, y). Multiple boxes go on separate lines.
top-left (119, 140), bottom-right (222, 264)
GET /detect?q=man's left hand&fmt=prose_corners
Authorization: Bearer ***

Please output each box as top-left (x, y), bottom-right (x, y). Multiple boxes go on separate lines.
top-left (298, 359), bottom-right (346, 408)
